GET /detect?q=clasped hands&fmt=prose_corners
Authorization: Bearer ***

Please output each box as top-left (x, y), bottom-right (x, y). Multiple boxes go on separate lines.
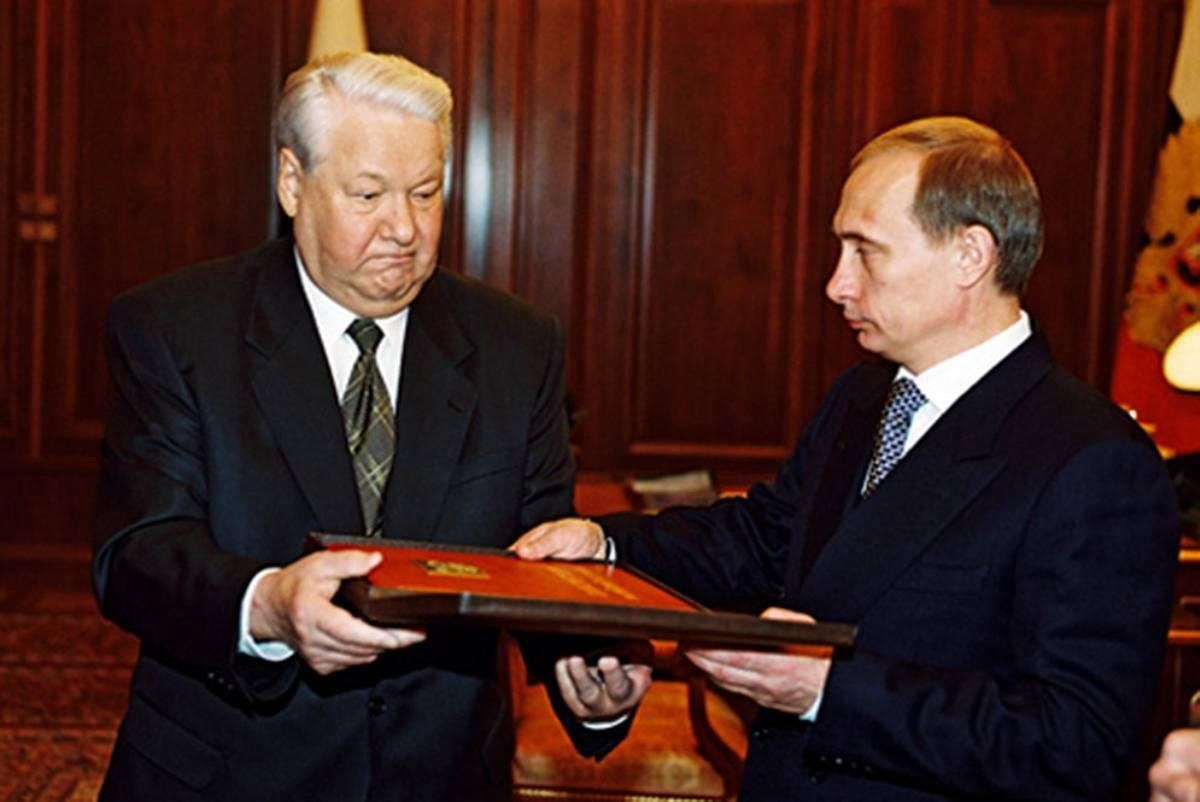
top-left (248, 542), bottom-right (651, 721)
top-left (514, 518), bottom-right (833, 716)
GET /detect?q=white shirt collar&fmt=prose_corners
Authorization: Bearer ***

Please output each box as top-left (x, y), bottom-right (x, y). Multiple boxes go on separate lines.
top-left (293, 249), bottom-right (408, 409)
top-left (294, 249), bottom-right (409, 352)
top-left (899, 310), bottom-right (1032, 416)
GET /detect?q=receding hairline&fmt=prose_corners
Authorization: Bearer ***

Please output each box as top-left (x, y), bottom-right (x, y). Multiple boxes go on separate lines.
top-left (850, 116), bottom-right (1009, 169)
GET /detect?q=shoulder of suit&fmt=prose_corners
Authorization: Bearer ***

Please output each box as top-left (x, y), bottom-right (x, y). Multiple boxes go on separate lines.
top-left (1026, 365), bottom-right (1150, 445)
top-left (115, 238), bottom-right (286, 308)
top-left (426, 268), bottom-right (559, 334)
top-left (107, 239), bottom-right (288, 336)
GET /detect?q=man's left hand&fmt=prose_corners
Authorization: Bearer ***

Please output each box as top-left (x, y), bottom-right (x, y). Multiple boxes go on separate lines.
top-left (685, 607), bottom-right (832, 715)
top-left (554, 649), bottom-right (653, 721)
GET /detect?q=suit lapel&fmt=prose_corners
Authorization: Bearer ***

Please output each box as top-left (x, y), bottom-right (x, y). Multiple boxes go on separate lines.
top-left (786, 367), bottom-right (888, 590)
top-left (797, 333), bottom-right (1054, 621)
top-left (246, 241), bottom-right (363, 534)
top-left (382, 271), bottom-right (478, 542)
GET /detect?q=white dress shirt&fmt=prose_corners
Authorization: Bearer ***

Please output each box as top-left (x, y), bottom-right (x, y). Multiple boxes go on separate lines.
top-left (897, 310), bottom-right (1032, 456)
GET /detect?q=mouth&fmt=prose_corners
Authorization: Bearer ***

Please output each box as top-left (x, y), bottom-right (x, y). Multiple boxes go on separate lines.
top-left (371, 253), bottom-right (418, 269)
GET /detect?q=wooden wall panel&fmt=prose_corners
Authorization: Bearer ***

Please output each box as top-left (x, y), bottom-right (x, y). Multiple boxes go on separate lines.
top-left (853, 0), bottom-right (967, 140)
top-left (631, 0), bottom-right (807, 457)
top-left (513, 0), bottom-right (589, 333)
top-left (38, 0), bottom-right (284, 458)
top-left (572, 0), bottom-right (821, 473)
top-left (574, 0), bottom-right (644, 469)
top-left (969, 0), bottom-right (1112, 384)
top-left (0, 1), bottom-right (21, 454)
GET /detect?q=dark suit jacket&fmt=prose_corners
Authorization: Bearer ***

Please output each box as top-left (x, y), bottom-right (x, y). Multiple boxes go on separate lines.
top-left (92, 238), bottom-right (617, 801)
top-left (602, 331), bottom-right (1179, 801)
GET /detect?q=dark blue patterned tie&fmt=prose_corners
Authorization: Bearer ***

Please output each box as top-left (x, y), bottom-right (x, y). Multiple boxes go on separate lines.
top-left (341, 319), bottom-right (394, 536)
top-left (863, 377), bottom-right (926, 497)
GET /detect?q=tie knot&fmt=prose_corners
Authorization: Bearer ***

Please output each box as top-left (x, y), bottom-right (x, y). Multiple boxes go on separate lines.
top-left (884, 377), bottom-right (926, 421)
top-left (347, 318), bottom-right (383, 356)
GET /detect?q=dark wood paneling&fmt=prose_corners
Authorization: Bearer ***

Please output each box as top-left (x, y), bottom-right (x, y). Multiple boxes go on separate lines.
top-left (854, 0), bottom-right (966, 140)
top-left (630, 0), bottom-right (808, 459)
top-left (576, 0), bottom-right (649, 469)
top-left (513, 0), bottom-right (589, 333)
top-left (969, 0), bottom-right (1111, 383)
top-left (462, 0), bottom-right (524, 293)
top-left (0, 1), bottom-right (20, 453)
top-left (40, 0), bottom-right (285, 459)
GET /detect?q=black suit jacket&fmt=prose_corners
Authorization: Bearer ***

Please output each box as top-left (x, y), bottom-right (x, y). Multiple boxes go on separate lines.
top-left (92, 239), bottom-right (616, 801)
top-left (603, 331), bottom-right (1179, 801)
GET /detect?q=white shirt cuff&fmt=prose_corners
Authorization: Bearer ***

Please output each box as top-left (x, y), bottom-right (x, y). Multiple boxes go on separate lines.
top-left (799, 690), bottom-right (824, 721)
top-left (238, 567), bottom-right (295, 662)
top-left (581, 713), bottom-right (630, 730)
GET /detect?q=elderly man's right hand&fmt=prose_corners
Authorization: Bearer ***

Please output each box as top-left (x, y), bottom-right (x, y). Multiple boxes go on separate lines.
top-left (511, 517), bottom-right (607, 561)
top-left (250, 549), bottom-right (426, 675)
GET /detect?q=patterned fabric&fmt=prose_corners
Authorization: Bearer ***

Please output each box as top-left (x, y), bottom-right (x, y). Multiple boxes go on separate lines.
top-left (862, 377), bottom-right (927, 498)
top-left (341, 318), bottom-right (394, 536)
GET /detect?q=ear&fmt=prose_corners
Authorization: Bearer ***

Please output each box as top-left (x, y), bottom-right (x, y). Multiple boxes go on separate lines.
top-left (276, 148), bottom-right (304, 218)
top-left (954, 224), bottom-right (997, 289)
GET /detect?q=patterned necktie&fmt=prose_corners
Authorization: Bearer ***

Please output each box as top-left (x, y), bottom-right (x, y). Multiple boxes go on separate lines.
top-left (862, 377), bottom-right (927, 498)
top-left (341, 319), bottom-right (394, 536)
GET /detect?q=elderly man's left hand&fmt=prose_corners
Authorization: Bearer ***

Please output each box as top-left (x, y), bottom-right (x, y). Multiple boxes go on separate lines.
top-left (685, 607), bottom-right (833, 715)
top-left (553, 641), bottom-right (654, 721)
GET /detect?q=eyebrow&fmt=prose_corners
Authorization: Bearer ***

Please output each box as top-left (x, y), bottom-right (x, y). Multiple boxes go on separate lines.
top-left (832, 228), bottom-right (881, 248)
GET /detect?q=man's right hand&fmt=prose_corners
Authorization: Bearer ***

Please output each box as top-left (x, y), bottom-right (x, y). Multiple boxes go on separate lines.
top-left (250, 549), bottom-right (425, 675)
top-left (511, 517), bottom-right (607, 561)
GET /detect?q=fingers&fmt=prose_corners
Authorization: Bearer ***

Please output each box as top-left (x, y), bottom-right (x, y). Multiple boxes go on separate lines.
top-left (294, 607), bottom-right (427, 676)
top-left (596, 656), bottom-right (634, 703)
top-left (381, 627), bottom-right (428, 649)
top-left (554, 655), bottom-right (653, 720)
top-left (686, 648), bottom-right (762, 696)
top-left (684, 644), bottom-right (829, 715)
top-left (252, 549), bottom-right (426, 675)
top-left (760, 606), bottom-right (815, 623)
top-left (510, 518), bottom-right (604, 560)
top-left (555, 656), bottom-right (598, 716)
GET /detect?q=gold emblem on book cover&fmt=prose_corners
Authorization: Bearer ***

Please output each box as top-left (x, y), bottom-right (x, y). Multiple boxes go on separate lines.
top-left (412, 559), bottom-right (490, 579)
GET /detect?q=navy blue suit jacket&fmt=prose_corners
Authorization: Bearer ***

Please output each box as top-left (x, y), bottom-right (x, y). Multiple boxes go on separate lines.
top-left (92, 239), bottom-right (614, 801)
top-left (603, 331), bottom-right (1179, 801)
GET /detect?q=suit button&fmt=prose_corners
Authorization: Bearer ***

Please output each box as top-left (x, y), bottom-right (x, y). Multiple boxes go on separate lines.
top-left (367, 696), bottom-right (387, 716)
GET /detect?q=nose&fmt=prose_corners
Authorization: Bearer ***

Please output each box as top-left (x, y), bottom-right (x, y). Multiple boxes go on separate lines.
top-left (379, 195), bottom-right (416, 245)
top-left (825, 246), bottom-right (856, 304)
